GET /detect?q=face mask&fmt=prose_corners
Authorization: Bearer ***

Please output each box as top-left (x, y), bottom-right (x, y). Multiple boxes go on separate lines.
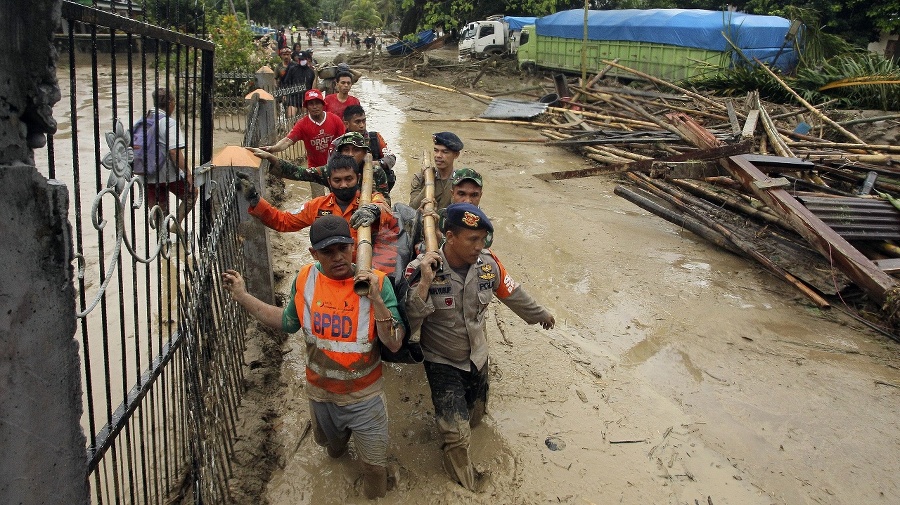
top-left (331, 186), bottom-right (357, 202)
top-left (299, 60), bottom-right (308, 66)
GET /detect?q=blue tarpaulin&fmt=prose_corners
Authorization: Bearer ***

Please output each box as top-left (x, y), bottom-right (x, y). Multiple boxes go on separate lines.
top-left (504, 16), bottom-right (537, 31)
top-left (535, 9), bottom-right (798, 68)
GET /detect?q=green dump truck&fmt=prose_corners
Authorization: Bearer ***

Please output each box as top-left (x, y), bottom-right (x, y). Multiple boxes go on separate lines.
top-left (517, 9), bottom-right (800, 82)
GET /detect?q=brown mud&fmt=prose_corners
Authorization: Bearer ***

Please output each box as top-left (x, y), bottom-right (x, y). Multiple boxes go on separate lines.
top-left (225, 48), bottom-right (900, 505)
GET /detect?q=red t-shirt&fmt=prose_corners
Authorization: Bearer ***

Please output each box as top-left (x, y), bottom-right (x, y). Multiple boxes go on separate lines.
top-left (324, 94), bottom-right (361, 122)
top-left (287, 112), bottom-right (346, 168)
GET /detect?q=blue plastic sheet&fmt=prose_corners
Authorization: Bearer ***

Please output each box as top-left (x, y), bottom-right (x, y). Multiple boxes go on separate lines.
top-left (535, 9), bottom-right (798, 68)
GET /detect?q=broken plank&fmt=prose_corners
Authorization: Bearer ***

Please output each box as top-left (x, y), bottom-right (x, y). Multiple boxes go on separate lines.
top-left (742, 110), bottom-right (760, 139)
top-left (873, 258), bottom-right (900, 274)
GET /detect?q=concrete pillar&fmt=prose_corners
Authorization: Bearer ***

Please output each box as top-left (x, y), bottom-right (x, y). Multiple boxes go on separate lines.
top-left (211, 147), bottom-right (276, 305)
top-left (0, 1), bottom-right (90, 504)
top-left (256, 65), bottom-right (275, 94)
top-left (245, 88), bottom-right (277, 148)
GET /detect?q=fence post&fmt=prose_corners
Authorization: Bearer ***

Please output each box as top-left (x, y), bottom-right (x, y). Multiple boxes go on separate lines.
top-left (211, 146), bottom-right (276, 305)
top-left (245, 89), bottom-right (277, 148)
top-left (256, 65), bottom-right (275, 94)
top-left (0, 0), bottom-right (89, 504)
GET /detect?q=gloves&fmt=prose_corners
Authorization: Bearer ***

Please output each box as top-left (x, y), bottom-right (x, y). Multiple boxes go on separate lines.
top-left (350, 203), bottom-right (381, 229)
top-left (234, 172), bottom-right (260, 206)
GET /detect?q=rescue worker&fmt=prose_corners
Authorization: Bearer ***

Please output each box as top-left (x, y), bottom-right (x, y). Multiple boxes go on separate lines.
top-left (341, 105), bottom-right (398, 196)
top-left (404, 203), bottom-right (555, 491)
top-left (249, 132), bottom-right (393, 206)
top-left (409, 132), bottom-right (463, 210)
top-left (221, 215), bottom-right (403, 499)
top-left (236, 153), bottom-right (400, 276)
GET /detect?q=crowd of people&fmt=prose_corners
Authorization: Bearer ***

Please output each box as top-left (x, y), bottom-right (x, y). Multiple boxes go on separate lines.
top-left (215, 24), bottom-right (555, 500)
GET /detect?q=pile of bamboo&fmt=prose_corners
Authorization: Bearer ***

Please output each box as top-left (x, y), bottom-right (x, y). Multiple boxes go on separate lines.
top-left (528, 61), bottom-right (900, 337)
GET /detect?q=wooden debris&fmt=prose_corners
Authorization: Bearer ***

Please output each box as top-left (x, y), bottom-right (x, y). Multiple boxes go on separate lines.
top-left (395, 65), bottom-right (900, 331)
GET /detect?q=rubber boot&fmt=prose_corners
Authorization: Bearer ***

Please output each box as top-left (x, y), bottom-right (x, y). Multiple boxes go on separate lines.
top-left (361, 462), bottom-right (387, 499)
top-left (441, 446), bottom-right (486, 492)
top-left (469, 398), bottom-right (486, 429)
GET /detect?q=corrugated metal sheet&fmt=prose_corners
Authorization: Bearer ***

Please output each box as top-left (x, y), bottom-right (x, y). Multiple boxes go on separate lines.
top-left (799, 196), bottom-right (900, 240)
top-left (480, 99), bottom-right (549, 119)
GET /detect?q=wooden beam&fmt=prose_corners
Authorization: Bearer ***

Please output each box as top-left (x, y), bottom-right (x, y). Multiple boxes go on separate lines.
top-left (722, 154), bottom-right (896, 303)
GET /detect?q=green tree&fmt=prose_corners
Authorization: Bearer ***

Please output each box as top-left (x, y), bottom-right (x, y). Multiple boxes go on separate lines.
top-left (340, 0), bottom-right (384, 31)
top-left (211, 14), bottom-right (255, 73)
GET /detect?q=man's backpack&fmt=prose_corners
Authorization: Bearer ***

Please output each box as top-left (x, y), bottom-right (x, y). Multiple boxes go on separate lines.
top-left (132, 112), bottom-right (167, 176)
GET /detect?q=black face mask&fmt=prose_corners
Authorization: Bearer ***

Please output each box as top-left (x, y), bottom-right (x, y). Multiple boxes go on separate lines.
top-left (331, 186), bottom-right (357, 203)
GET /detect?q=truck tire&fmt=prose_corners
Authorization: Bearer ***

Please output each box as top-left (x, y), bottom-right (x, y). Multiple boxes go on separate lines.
top-left (520, 62), bottom-right (536, 75)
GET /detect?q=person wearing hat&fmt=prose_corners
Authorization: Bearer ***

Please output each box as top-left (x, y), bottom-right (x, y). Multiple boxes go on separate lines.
top-left (404, 203), bottom-right (555, 492)
top-left (236, 154), bottom-right (401, 276)
top-left (274, 47), bottom-right (295, 89)
top-left (249, 132), bottom-right (395, 206)
top-left (262, 88), bottom-right (345, 169)
top-left (409, 131), bottom-right (464, 210)
top-left (221, 214), bottom-right (403, 499)
top-left (341, 105), bottom-right (398, 196)
top-left (277, 48), bottom-right (317, 118)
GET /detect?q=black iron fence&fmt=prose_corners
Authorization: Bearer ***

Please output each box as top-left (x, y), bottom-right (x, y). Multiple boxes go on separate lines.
top-left (41, 2), bottom-right (250, 503)
top-left (212, 71), bottom-right (307, 162)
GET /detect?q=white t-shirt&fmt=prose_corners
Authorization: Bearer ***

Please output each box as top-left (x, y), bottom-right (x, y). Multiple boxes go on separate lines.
top-left (145, 108), bottom-right (186, 184)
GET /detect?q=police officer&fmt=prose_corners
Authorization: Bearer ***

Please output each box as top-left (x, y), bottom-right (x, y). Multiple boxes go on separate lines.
top-left (404, 203), bottom-right (555, 491)
top-left (409, 131), bottom-right (464, 210)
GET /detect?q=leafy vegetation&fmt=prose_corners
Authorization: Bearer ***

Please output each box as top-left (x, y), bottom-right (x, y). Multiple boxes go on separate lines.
top-left (211, 14), bottom-right (256, 74)
top-left (339, 0), bottom-right (384, 31)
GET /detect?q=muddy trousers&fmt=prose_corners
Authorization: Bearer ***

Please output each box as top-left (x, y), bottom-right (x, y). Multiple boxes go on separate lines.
top-left (424, 361), bottom-right (489, 491)
top-left (309, 395), bottom-right (390, 499)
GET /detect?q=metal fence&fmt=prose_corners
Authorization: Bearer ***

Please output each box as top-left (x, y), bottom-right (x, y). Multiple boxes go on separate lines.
top-left (212, 71), bottom-right (307, 161)
top-left (42, 2), bottom-right (250, 503)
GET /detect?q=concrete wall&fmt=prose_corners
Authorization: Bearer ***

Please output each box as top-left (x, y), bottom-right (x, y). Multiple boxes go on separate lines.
top-left (0, 1), bottom-right (90, 504)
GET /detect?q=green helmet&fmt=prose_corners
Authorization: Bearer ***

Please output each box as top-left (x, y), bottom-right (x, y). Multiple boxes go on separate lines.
top-left (334, 132), bottom-right (369, 151)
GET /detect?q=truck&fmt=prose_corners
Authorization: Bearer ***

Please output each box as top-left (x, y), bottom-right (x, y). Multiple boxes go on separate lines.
top-left (516, 9), bottom-right (801, 82)
top-left (458, 15), bottom-right (537, 61)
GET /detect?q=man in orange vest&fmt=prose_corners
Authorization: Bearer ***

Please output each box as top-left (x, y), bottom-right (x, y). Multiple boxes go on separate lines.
top-left (221, 215), bottom-right (403, 499)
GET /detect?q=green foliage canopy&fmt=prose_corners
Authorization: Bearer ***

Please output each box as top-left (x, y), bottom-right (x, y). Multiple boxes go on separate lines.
top-left (211, 14), bottom-right (255, 73)
top-left (340, 0), bottom-right (384, 30)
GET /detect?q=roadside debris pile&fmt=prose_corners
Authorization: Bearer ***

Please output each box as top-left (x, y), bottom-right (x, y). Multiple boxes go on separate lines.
top-left (527, 61), bottom-right (900, 337)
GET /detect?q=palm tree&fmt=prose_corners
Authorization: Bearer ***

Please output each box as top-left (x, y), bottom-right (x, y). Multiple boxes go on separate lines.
top-left (339, 0), bottom-right (383, 32)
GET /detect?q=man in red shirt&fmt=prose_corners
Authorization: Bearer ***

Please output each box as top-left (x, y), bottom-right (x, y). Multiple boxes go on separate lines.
top-left (261, 89), bottom-right (345, 169)
top-left (323, 71), bottom-right (361, 121)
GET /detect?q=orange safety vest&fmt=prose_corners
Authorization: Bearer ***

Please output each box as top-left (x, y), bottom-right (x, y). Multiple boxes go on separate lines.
top-left (295, 264), bottom-right (385, 394)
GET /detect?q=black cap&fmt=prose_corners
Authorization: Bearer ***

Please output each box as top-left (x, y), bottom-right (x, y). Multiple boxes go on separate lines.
top-left (432, 131), bottom-right (463, 152)
top-left (310, 215), bottom-right (355, 250)
top-left (442, 203), bottom-right (493, 232)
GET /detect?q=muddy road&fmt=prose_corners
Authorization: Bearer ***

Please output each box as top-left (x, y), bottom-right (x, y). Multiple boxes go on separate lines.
top-left (229, 49), bottom-right (900, 505)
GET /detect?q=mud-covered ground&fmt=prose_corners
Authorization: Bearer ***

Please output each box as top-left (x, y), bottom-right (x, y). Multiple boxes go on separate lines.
top-left (225, 47), bottom-right (900, 505)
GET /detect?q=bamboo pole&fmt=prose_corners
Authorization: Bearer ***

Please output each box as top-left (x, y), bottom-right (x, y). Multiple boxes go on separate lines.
top-left (599, 59), bottom-right (730, 113)
top-left (753, 60), bottom-right (868, 145)
top-left (787, 141), bottom-right (900, 153)
top-left (628, 172), bottom-right (830, 309)
top-left (353, 154), bottom-right (375, 296)
top-left (412, 118), bottom-right (583, 129)
top-left (422, 149), bottom-right (440, 254)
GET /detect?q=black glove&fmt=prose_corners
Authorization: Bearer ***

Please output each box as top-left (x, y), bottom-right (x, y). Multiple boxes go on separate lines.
top-left (235, 172), bottom-right (260, 206)
top-left (350, 203), bottom-right (381, 229)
